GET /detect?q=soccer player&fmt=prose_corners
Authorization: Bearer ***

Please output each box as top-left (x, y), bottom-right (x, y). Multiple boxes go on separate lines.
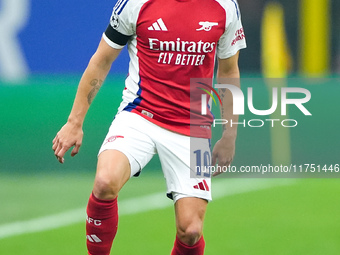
top-left (52, 0), bottom-right (246, 254)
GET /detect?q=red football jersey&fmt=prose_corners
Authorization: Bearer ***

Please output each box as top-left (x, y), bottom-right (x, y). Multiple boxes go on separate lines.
top-left (103, 0), bottom-right (246, 138)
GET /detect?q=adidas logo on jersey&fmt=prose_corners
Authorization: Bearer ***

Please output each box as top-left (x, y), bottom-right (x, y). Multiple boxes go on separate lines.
top-left (193, 180), bottom-right (210, 191)
top-left (148, 18), bottom-right (168, 31)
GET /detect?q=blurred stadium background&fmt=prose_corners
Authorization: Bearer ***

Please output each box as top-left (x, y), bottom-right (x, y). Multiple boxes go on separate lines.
top-left (1, 0), bottom-right (340, 254)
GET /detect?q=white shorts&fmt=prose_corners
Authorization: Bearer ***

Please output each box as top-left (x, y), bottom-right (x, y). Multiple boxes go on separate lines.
top-left (98, 111), bottom-right (212, 202)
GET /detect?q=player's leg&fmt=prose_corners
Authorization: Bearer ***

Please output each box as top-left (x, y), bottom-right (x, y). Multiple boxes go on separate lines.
top-left (86, 111), bottom-right (156, 255)
top-left (86, 150), bottom-right (131, 255)
top-left (171, 197), bottom-right (207, 255)
top-left (154, 130), bottom-right (211, 255)
top-left (93, 149), bottom-right (131, 200)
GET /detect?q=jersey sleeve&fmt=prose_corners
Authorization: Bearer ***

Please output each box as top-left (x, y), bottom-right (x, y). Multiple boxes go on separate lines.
top-left (103, 0), bottom-right (139, 49)
top-left (217, 0), bottom-right (247, 59)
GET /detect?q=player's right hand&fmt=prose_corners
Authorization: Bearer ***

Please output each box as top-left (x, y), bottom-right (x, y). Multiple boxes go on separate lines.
top-left (52, 122), bottom-right (84, 164)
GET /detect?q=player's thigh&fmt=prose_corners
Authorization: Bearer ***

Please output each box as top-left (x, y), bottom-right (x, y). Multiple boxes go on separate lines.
top-left (93, 111), bottom-right (156, 199)
top-left (93, 150), bottom-right (131, 200)
top-left (156, 134), bottom-right (212, 202)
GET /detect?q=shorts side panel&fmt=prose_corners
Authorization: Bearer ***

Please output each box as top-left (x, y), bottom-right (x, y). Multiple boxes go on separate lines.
top-left (155, 132), bottom-right (212, 202)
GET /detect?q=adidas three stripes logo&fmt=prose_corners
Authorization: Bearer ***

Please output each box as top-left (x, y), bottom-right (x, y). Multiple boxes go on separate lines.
top-left (148, 18), bottom-right (168, 31)
top-left (193, 180), bottom-right (210, 191)
top-left (87, 234), bottom-right (102, 243)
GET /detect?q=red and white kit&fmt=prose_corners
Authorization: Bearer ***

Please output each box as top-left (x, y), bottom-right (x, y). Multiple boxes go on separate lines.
top-left (100, 0), bottom-right (246, 201)
top-left (103, 0), bottom-right (246, 138)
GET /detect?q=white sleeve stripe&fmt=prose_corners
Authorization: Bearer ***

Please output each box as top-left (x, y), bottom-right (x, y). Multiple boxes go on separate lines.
top-left (102, 33), bottom-right (125, 49)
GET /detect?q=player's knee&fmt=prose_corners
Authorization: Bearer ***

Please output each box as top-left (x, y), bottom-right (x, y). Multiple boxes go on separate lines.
top-left (93, 172), bottom-right (122, 200)
top-left (177, 222), bottom-right (203, 246)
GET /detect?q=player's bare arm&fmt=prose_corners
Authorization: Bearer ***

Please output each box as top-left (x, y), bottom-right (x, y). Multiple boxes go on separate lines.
top-left (52, 38), bottom-right (122, 163)
top-left (212, 52), bottom-right (240, 176)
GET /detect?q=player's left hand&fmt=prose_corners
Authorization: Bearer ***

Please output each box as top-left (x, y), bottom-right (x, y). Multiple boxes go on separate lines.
top-left (211, 135), bottom-right (236, 176)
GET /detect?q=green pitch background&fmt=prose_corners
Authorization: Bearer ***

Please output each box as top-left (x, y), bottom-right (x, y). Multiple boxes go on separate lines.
top-left (1, 174), bottom-right (340, 254)
top-left (0, 76), bottom-right (339, 254)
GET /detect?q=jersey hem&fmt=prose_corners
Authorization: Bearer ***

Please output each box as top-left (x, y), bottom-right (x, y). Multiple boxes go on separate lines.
top-left (125, 109), bottom-right (212, 139)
